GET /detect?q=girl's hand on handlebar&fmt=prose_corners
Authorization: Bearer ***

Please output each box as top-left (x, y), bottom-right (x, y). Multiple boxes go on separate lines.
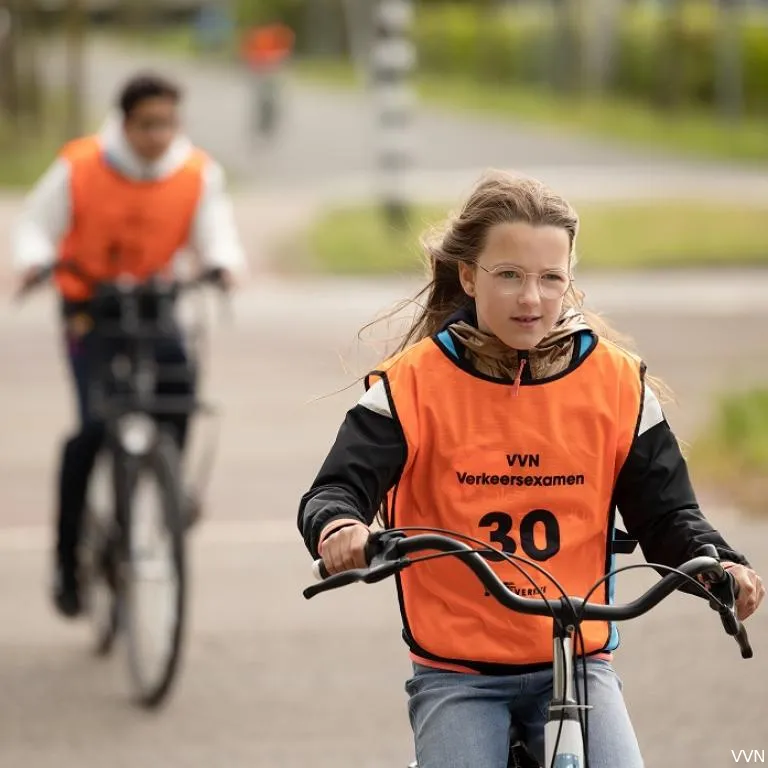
top-left (723, 563), bottom-right (765, 621)
top-left (318, 520), bottom-right (370, 575)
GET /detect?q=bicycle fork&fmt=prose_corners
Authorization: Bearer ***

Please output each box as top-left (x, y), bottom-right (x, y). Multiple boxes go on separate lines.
top-left (544, 622), bottom-right (591, 768)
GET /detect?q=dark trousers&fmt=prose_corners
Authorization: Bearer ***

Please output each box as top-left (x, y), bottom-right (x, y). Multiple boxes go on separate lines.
top-left (56, 327), bottom-right (195, 575)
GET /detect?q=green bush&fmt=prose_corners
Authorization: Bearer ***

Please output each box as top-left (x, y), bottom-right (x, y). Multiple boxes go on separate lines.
top-left (736, 14), bottom-right (768, 114)
top-left (716, 390), bottom-right (768, 469)
top-left (414, 1), bottom-right (768, 115)
top-left (233, 0), bottom-right (347, 56)
top-left (234, 0), bottom-right (304, 27)
top-left (415, 4), bottom-right (553, 85)
top-left (235, 0), bottom-right (768, 114)
top-left (691, 388), bottom-right (768, 515)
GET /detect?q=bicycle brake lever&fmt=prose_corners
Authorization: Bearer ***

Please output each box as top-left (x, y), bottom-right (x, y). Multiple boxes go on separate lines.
top-left (361, 558), bottom-right (410, 584)
top-left (365, 530), bottom-right (407, 565)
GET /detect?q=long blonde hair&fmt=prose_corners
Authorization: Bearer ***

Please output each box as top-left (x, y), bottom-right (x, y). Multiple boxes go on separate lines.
top-left (369, 170), bottom-right (672, 402)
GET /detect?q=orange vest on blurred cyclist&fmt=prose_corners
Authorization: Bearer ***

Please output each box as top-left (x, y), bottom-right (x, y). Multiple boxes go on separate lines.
top-left (367, 335), bottom-right (643, 669)
top-left (241, 23), bottom-right (295, 70)
top-left (56, 135), bottom-right (206, 302)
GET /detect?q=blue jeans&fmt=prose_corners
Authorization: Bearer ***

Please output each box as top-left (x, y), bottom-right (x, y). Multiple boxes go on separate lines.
top-left (406, 660), bottom-right (643, 768)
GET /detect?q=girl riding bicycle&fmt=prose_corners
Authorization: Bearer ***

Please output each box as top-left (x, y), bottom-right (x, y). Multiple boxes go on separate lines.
top-left (298, 171), bottom-right (764, 768)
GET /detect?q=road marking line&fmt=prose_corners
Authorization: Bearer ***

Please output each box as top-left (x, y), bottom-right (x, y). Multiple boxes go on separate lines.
top-left (0, 519), bottom-right (299, 554)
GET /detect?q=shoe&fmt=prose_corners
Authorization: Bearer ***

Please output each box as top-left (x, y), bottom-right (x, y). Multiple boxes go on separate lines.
top-left (52, 563), bottom-right (82, 619)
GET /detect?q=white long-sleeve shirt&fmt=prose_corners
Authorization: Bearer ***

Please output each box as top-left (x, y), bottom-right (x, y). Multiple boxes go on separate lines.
top-left (12, 113), bottom-right (247, 276)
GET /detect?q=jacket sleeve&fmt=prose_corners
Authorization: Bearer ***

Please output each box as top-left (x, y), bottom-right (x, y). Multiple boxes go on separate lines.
top-left (12, 158), bottom-right (71, 271)
top-left (614, 384), bottom-right (750, 574)
top-left (298, 379), bottom-right (407, 558)
top-left (189, 160), bottom-right (247, 275)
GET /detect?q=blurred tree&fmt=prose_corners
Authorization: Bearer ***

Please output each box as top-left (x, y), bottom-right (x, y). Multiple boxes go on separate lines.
top-left (18, 0), bottom-right (43, 127)
top-left (583, 0), bottom-right (624, 94)
top-left (655, 0), bottom-right (686, 110)
top-left (0, 0), bottom-right (22, 129)
top-left (715, 0), bottom-right (744, 122)
top-left (303, 0), bottom-right (346, 57)
top-left (0, 0), bottom-right (43, 138)
top-left (343, 0), bottom-right (374, 79)
top-left (236, 0), bottom-right (302, 30)
top-left (64, 0), bottom-right (86, 139)
top-left (121, 0), bottom-right (153, 33)
top-left (551, 0), bottom-right (581, 93)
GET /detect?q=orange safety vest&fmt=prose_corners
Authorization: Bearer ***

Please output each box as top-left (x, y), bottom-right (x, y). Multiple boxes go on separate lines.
top-left (367, 335), bottom-right (644, 669)
top-left (241, 24), bottom-right (295, 69)
top-left (56, 135), bottom-right (206, 302)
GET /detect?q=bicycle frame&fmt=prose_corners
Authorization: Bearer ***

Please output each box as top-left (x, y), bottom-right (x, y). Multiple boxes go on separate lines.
top-left (546, 629), bottom-right (586, 767)
top-left (306, 529), bottom-right (752, 768)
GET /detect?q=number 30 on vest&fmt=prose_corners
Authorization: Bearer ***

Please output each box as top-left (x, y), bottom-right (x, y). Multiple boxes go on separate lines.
top-left (479, 509), bottom-right (561, 562)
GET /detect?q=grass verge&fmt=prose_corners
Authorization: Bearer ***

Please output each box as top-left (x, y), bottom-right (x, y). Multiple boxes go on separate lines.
top-left (297, 200), bottom-right (768, 275)
top-left (691, 389), bottom-right (768, 516)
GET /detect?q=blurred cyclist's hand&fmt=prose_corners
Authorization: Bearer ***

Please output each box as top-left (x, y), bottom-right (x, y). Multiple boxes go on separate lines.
top-left (17, 266), bottom-right (44, 293)
top-left (218, 268), bottom-right (237, 291)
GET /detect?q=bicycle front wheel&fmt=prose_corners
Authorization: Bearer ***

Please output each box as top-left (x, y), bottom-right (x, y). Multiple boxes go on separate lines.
top-left (122, 431), bottom-right (187, 709)
top-left (81, 448), bottom-right (120, 657)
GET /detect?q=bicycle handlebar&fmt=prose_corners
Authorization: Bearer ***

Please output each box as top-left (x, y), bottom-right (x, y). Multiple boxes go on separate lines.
top-left (14, 260), bottom-right (228, 302)
top-left (306, 531), bottom-right (753, 659)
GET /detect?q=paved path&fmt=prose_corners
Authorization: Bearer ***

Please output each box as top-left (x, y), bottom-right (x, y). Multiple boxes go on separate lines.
top-left (1, 269), bottom-right (767, 768)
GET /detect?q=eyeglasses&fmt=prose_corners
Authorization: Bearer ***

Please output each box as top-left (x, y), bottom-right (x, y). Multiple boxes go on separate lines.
top-left (476, 263), bottom-right (572, 299)
top-left (128, 116), bottom-right (178, 133)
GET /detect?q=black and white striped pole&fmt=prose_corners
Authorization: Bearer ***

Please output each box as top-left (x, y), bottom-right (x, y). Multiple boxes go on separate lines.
top-left (371, 0), bottom-right (415, 229)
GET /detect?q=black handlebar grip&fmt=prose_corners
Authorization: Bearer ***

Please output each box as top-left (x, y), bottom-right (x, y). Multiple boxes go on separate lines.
top-left (303, 568), bottom-right (367, 599)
